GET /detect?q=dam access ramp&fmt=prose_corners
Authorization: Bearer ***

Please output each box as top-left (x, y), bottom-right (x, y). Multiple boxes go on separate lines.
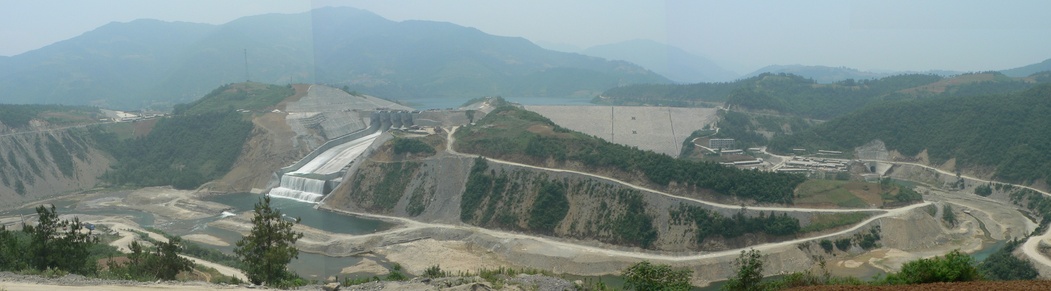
top-left (267, 85), bottom-right (414, 203)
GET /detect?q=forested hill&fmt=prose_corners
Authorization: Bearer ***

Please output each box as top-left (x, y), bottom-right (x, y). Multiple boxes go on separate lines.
top-left (0, 7), bottom-right (667, 109)
top-left (92, 83), bottom-right (263, 190)
top-left (768, 84), bottom-right (1051, 184)
top-left (453, 106), bottom-right (806, 204)
top-left (600, 73), bottom-right (943, 119)
top-left (601, 71), bottom-right (1051, 120)
top-left (1001, 58), bottom-right (1051, 77)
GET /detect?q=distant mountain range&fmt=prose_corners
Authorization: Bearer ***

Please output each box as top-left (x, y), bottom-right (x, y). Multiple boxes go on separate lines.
top-left (1001, 58), bottom-right (1051, 77)
top-left (743, 65), bottom-right (961, 84)
top-left (581, 39), bottom-right (738, 83)
top-left (0, 7), bottom-right (669, 109)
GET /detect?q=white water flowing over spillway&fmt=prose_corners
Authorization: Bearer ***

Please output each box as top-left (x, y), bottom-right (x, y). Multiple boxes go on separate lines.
top-left (268, 131), bottom-right (383, 203)
top-left (268, 175), bottom-right (327, 202)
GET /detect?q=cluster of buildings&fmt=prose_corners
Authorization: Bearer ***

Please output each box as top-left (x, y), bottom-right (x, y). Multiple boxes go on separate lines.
top-left (776, 156), bottom-right (849, 173)
top-left (99, 109), bottom-right (164, 123)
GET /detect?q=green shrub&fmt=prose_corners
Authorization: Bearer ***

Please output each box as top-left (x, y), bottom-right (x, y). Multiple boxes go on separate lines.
top-left (834, 238), bottom-right (852, 252)
top-left (819, 239), bottom-right (834, 253)
top-left (623, 261), bottom-right (692, 291)
top-left (881, 250), bottom-right (980, 284)
top-left (392, 138), bottom-right (436, 155)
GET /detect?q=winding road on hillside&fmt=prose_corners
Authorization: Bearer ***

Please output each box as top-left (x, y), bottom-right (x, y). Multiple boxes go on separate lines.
top-left (445, 126), bottom-right (888, 214)
top-left (861, 160), bottom-right (1051, 271)
top-left (759, 147), bottom-right (1051, 271)
top-left (331, 126), bottom-right (926, 263)
top-left (323, 199), bottom-right (929, 263)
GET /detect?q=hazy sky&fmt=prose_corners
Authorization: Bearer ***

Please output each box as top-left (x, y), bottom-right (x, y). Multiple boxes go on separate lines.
top-left (2, 0), bottom-right (1050, 73)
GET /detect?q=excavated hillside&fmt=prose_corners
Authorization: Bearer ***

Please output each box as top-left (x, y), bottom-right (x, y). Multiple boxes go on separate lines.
top-left (205, 84), bottom-right (315, 192)
top-left (0, 128), bottom-right (112, 208)
top-left (326, 132), bottom-right (879, 253)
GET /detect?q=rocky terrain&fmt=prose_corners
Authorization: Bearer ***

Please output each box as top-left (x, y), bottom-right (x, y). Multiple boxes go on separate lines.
top-left (0, 128), bottom-right (113, 208)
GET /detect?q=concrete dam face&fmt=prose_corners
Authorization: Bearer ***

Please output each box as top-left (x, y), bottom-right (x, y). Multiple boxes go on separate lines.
top-left (268, 110), bottom-right (414, 203)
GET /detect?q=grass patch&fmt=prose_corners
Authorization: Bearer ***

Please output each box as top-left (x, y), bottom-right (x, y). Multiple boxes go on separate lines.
top-left (800, 212), bottom-right (873, 233)
top-left (794, 180), bottom-right (872, 208)
top-left (174, 82), bottom-right (294, 115)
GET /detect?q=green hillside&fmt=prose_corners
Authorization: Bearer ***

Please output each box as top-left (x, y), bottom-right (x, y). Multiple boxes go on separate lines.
top-left (454, 106), bottom-right (805, 204)
top-left (602, 73), bottom-right (943, 119)
top-left (1001, 58), bottom-right (1051, 77)
top-left (0, 105), bottom-right (103, 129)
top-left (742, 64), bottom-right (891, 83)
top-left (94, 111), bottom-right (252, 190)
top-left (92, 84), bottom-right (257, 190)
top-left (769, 84), bottom-right (1051, 184)
top-left (602, 71), bottom-right (1051, 122)
top-left (173, 82), bottom-right (294, 115)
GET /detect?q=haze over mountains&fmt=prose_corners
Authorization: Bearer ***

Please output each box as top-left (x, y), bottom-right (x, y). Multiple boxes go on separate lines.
top-left (580, 39), bottom-right (738, 83)
top-left (1002, 58), bottom-right (1051, 77)
top-left (2, 5), bottom-right (1050, 110)
top-left (0, 7), bottom-right (668, 109)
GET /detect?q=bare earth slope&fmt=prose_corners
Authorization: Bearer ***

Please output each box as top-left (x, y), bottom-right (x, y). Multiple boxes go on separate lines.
top-left (0, 129), bottom-right (112, 208)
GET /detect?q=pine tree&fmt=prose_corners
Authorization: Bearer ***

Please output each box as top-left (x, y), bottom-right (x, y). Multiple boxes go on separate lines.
top-left (724, 249), bottom-right (765, 291)
top-left (234, 195), bottom-right (304, 286)
top-left (23, 205), bottom-right (98, 274)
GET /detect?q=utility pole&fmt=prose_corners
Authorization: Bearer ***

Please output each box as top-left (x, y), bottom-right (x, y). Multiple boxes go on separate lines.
top-left (244, 48), bottom-right (250, 82)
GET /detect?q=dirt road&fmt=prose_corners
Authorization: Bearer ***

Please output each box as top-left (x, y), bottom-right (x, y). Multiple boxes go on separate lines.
top-left (445, 126), bottom-right (892, 214)
top-left (99, 220), bottom-right (249, 281)
top-left (852, 159), bottom-right (1051, 271)
top-left (322, 197), bottom-right (930, 263)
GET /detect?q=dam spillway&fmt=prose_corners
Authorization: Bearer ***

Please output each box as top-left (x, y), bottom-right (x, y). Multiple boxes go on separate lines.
top-left (267, 112), bottom-right (414, 203)
top-left (267, 129), bottom-right (383, 203)
top-left (266, 85), bottom-right (415, 203)
top-left (293, 131), bottom-right (382, 176)
top-left (268, 175), bottom-right (328, 202)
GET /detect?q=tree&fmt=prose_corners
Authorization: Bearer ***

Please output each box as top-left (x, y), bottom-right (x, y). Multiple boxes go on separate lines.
top-left (234, 195), bottom-right (304, 286)
top-left (623, 261), bottom-right (692, 291)
top-left (942, 204), bottom-right (956, 227)
top-left (124, 237), bottom-right (194, 281)
top-left (974, 184), bottom-right (993, 197)
top-left (723, 249), bottom-right (765, 291)
top-left (465, 110), bottom-right (476, 123)
top-left (978, 239), bottom-right (1038, 281)
top-left (23, 205), bottom-right (98, 274)
top-left (0, 226), bottom-right (29, 271)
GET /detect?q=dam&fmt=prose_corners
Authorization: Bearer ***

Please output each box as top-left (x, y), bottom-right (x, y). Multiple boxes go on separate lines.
top-left (525, 105), bottom-right (719, 157)
top-left (268, 130), bottom-right (383, 202)
top-left (266, 85), bottom-right (414, 203)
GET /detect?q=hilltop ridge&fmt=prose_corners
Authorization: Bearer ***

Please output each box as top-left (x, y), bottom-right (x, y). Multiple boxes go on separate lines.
top-left (0, 7), bottom-right (668, 109)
